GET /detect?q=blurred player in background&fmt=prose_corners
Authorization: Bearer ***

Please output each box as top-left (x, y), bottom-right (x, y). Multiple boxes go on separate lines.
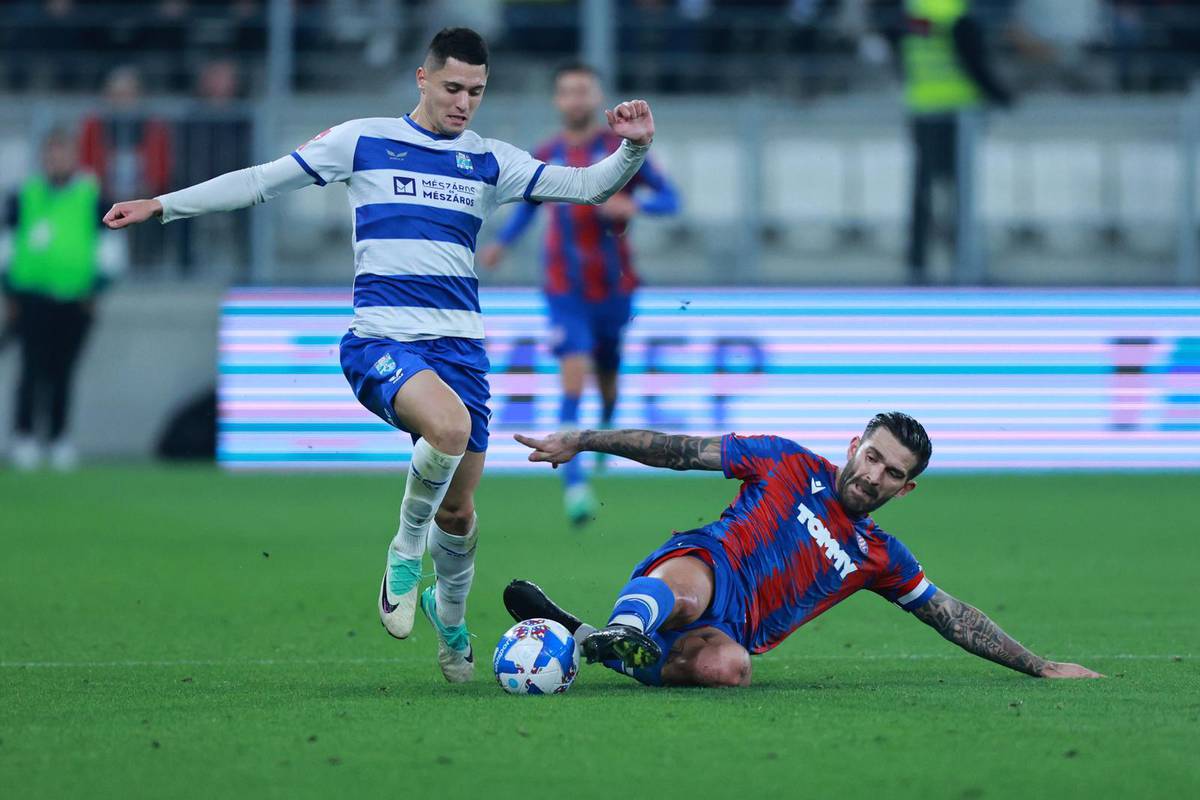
top-left (479, 62), bottom-right (679, 527)
top-left (80, 65), bottom-right (173, 271)
top-left (101, 28), bottom-right (656, 684)
top-left (507, 413), bottom-right (1102, 687)
top-left (901, 0), bottom-right (1013, 283)
top-left (3, 128), bottom-right (120, 471)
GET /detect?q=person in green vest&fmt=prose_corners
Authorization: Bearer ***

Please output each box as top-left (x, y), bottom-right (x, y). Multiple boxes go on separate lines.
top-left (902, 0), bottom-right (1012, 283)
top-left (2, 128), bottom-right (110, 471)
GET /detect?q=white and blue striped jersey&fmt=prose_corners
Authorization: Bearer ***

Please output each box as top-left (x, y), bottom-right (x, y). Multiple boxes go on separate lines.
top-left (291, 115), bottom-right (546, 342)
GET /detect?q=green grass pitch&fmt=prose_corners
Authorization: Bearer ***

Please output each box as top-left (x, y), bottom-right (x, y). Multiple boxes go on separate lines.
top-left (1, 467), bottom-right (1197, 798)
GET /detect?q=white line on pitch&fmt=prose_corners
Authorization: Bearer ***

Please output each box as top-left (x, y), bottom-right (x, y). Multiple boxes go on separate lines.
top-left (0, 654), bottom-right (1188, 669)
top-left (0, 657), bottom-right (412, 668)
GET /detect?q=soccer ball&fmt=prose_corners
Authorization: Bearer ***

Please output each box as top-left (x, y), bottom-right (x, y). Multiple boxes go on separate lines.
top-left (493, 618), bottom-right (579, 695)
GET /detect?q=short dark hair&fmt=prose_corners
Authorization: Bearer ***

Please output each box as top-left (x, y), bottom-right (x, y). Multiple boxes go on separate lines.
top-left (425, 27), bottom-right (489, 72)
top-left (863, 412), bottom-right (932, 478)
top-left (553, 60), bottom-right (599, 82)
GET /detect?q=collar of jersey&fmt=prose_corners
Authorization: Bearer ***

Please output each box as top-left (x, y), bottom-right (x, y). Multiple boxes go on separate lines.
top-left (403, 114), bottom-right (462, 141)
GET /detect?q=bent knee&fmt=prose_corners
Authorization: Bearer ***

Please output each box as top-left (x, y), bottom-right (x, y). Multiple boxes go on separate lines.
top-left (412, 403), bottom-right (471, 454)
top-left (670, 593), bottom-right (708, 626)
top-left (691, 645), bottom-right (751, 688)
top-left (435, 500), bottom-right (475, 534)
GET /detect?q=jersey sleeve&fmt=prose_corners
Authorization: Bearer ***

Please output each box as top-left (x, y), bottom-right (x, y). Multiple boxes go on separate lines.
top-left (632, 156), bottom-right (681, 216)
top-left (490, 139), bottom-right (547, 206)
top-left (494, 200), bottom-right (540, 246)
top-left (290, 120), bottom-right (360, 186)
top-left (869, 535), bottom-right (937, 612)
top-left (721, 434), bottom-right (811, 481)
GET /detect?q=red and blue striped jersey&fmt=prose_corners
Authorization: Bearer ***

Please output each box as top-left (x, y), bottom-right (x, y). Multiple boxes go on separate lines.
top-left (494, 130), bottom-right (679, 302)
top-left (709, 434), bottom-right (937, 655)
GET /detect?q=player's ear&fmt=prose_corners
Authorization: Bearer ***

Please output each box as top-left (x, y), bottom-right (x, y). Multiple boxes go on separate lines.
top-left (896, 480), bottom-right (917, 498)
top-left (416, 66), bottom-right (426, 93)
top-left (846, 435), bottom-right (861, 462)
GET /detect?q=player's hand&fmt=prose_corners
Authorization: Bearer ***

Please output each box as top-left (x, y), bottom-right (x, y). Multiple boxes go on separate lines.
top-left (605, 100), bottom-right (654, 146)
top-left (513, 432), bottom-right (581, 468)
top-left (478, 242), bottom-right (507, 271)
top-left (598, 193), bottom-right (637, 223)
top-left (1039, 661), bottom-right (1104, 679)
top-left (102, 198), bottom-right (163, 229)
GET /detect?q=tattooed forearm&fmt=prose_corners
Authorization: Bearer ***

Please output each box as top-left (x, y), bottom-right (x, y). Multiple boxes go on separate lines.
top-left (913, 590), bottom-right (1047, 677)
top-left (575, 430), bottom-right (723, 471)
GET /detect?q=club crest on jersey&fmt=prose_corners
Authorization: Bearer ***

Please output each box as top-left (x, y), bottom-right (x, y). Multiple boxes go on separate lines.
top-left (455, 152), bottom-right (473, 172)
top-left (373, 353), bottom-right (397, 377)
top-left (856, 532), bottom-right (869, 555)
top-left (797, 502), bottom-right (858, 579)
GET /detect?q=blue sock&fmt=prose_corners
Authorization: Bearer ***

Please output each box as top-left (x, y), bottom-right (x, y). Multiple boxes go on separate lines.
top-left (607, 576), bottom-right (675, 636)
top-left (559, 393), bottom-right (581, 426)
top-left (602, 653), bottom-right (665, 686)
top-left (599, 626), bottom-right (672, 686)
top-left (559, 393), bottom-right (584, 488)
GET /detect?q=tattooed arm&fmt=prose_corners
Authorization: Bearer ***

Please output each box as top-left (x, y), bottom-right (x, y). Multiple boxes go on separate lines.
top-left (912, 589), bottom-right (1103, 678)
top-left (513, 429), bottom-right (723, 471)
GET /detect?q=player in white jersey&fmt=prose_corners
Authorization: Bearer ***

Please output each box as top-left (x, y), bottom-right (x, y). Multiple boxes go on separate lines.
top-left (102, 28), bottom-right (656, 683)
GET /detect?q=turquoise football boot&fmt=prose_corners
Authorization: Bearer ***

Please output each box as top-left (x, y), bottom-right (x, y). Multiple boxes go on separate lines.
top-left (420, 585), bottom-right (475, 683)
top-left (379, 548), bottom-right (422, 639)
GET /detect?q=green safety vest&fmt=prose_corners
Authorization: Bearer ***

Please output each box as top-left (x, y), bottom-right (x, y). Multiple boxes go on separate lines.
top-left (902, 0), bottom-right (981, 114)
top-left (8, 173), bottom-right (100, 301)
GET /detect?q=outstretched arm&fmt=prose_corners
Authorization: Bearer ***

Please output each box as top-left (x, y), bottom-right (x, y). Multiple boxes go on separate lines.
top-left (103, 154), bottom-right (313, 228)
top-left (495, 200), bottom-right (540, 247)
top-left (633, 157), bottom-right (680, 216)
top-left (514, 429), bottom-right (722, 471)
top-left (528, 100), bottom-right (655, 206)
top-left (912, 589), bottom-right (1102, 678)
top-left (478, 201), bottom-right (540, 270)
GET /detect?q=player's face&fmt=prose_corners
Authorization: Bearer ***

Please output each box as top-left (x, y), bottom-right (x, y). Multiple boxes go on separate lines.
top-left (415, 58), bottom-right (487, 136)
top-left (42, 137), bottom-right (76, 181)
top-left (836, 429), bottom-right (918, 516)
top-left (554, 71), bottom-right (602, 131)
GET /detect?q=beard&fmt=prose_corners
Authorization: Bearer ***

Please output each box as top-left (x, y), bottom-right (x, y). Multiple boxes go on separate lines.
top-left (564, 111), bottom-right (594, 131)
top-left (837, 468), bottom-right (884, 516)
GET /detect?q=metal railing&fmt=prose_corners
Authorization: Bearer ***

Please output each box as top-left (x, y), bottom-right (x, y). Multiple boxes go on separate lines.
top-left (2, 90), bottom-right (1195, 286)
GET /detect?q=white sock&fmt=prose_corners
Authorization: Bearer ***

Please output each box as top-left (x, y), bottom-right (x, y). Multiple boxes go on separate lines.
top-left (610, 614), bottom-right (645, 632)
top-left (390, 439), bottom-right (463, 561)
top-left (572, 623), bottom-right (598, 647)
top-left (429, 518), bottom-right (478, 628)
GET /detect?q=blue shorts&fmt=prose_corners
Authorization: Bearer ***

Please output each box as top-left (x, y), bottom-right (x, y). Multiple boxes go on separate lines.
top-left (340, 332), bottom-right (492, 452)
top-left (620, 532), bottom-right (749, 686)
top-left (545, 292), bottom-right (632, 371)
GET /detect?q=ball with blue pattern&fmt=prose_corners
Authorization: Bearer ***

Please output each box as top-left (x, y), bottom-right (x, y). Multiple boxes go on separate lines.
top-left (493, 618), bottom-right (579, 695)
